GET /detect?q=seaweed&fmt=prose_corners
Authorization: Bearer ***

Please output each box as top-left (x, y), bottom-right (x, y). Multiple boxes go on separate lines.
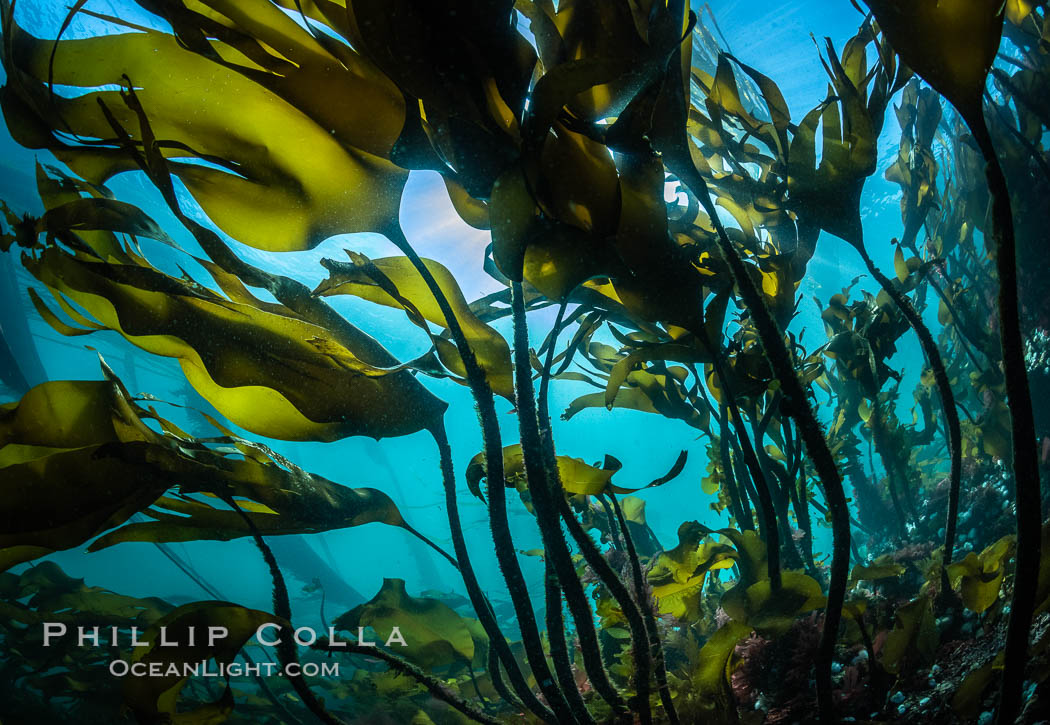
top-left (0, 1), bottom-right (1048, 723)
top-left (863, 3), bottom-right (1045, 722)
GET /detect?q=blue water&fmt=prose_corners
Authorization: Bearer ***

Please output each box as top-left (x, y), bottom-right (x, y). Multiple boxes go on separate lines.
top-left (0, 0), bottom-right (935, 627)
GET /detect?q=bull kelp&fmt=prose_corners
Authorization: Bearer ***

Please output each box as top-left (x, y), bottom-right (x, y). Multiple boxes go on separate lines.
top-left (1, 0), bottom-right (1049, 722)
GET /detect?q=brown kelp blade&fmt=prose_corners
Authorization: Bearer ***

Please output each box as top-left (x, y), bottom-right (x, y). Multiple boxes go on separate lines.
top-left (1, 370), bottom-right (450, 571)
top-left (862, 0), bottom-right (1004, 119)
top-left (335, 578), bottom-right (483, 671)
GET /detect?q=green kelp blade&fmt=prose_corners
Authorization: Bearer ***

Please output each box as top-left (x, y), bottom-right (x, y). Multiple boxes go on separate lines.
top-left (441, 175), bottom-right (490, 229)
top-left (488, 165), bottom-right (537, 282)
top-left (0, 443), bottom-right (176, 569)
top-left (0, 562), bottom-right (176, 711)
top-left (31, 161), bottom-right (147, 264)
top-left (334, 578), bottom-right (476, 670)
top-left (537, 121), bottom-right (621, 239)
top-left (648, 522), bottom-right (737, 620)
top-left (36, 197), bottom-right (174, 247)
top-left (10, 561), bottom-right (171, 627)
top-left (0, 378), bottom-right (172, 570)
top-left (863, 0), bottom-right (1004, 118)
top-left (88, 477), bottom-right (424, 552)
top-left (946, 535), bottom-right (1017, 613)
top-left (123, 601), bottom-right (282, 724)
top-left (26, 246), bottom-right (447, 441)
top-left (464, 443), bottom-right (614, 499)
top-left (464, 443), bottom-right (690, 500)
top-left (3, 12), bottom-right (407, 252)
top-left (0, 377), bottom-right (156, 450)
top-left (603, 344), bottom-right (713, 410)
top-left (566, 367), bottom-right (709, 430)
top-left (1, 375), bottom-right (447, 571)
top-left (647, 522), bottom-right (815, 626)
top-left (87, 414), bottom-right (448, 559)
top-left (315, 253), bottom-right (513, 399)
top-left (721, 571), bottom-right (827, 636)
top-left (703, 526), bottom-right (766, 585)
top-left (174, 0), bottom-right (407, 158)
top-left (541, 0), bottom-right (690, 124)
top-left (847, 557), bottom-right (906, 589)
top-left (879, 595), bottom-right (939, 676)
top-left (689, 621), bottom-right (753, 720)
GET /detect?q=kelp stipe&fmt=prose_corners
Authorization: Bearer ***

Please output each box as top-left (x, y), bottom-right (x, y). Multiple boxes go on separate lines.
top-left (652, 79), bottom-right (852, 724)
top-left (384, 224), bottom-right (569, 723)
top-left (233, 495), bottom-right (499, 725)
top-left (863, 2), bottom-right (1044, 722)
top-left (639, 20), bottom-right (861, 721)
top-left (540, 299), bottom-right (679, 724)
top-left (393, 219), bottom-right (642, 722)
top-left (119, 73), bottom-right (562, 723)
top-left (850, 236), bottom-right (965, 596)
top-left (431, 422), bottom-right (548, 721)
top-left (966, 109), bottom-right (1042, 725)
top-left (608, 491), bottom-right (680, 725)
top-left (679, 166), bottom-right (852, 725)
top-left (536, 301), bottom-right (598, 725)
top-left (229, 499), bottom-right (349, 725)
top-left (805, 25), bottom-right (966, 591)
top-left (705, 337), bottom-right (786, 585)
top-left (718, 402), bottom-right (749, 531)
top-left (507, 280), bottom-right (630, 720)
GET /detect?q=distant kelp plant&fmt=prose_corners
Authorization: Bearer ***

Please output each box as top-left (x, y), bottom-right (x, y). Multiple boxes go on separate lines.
top-left (0, 1), bottom-right (1049, 724)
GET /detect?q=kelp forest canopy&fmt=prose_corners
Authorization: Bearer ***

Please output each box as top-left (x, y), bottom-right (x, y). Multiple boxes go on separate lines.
top-left (0, 0), bottom-right (1049, 723)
